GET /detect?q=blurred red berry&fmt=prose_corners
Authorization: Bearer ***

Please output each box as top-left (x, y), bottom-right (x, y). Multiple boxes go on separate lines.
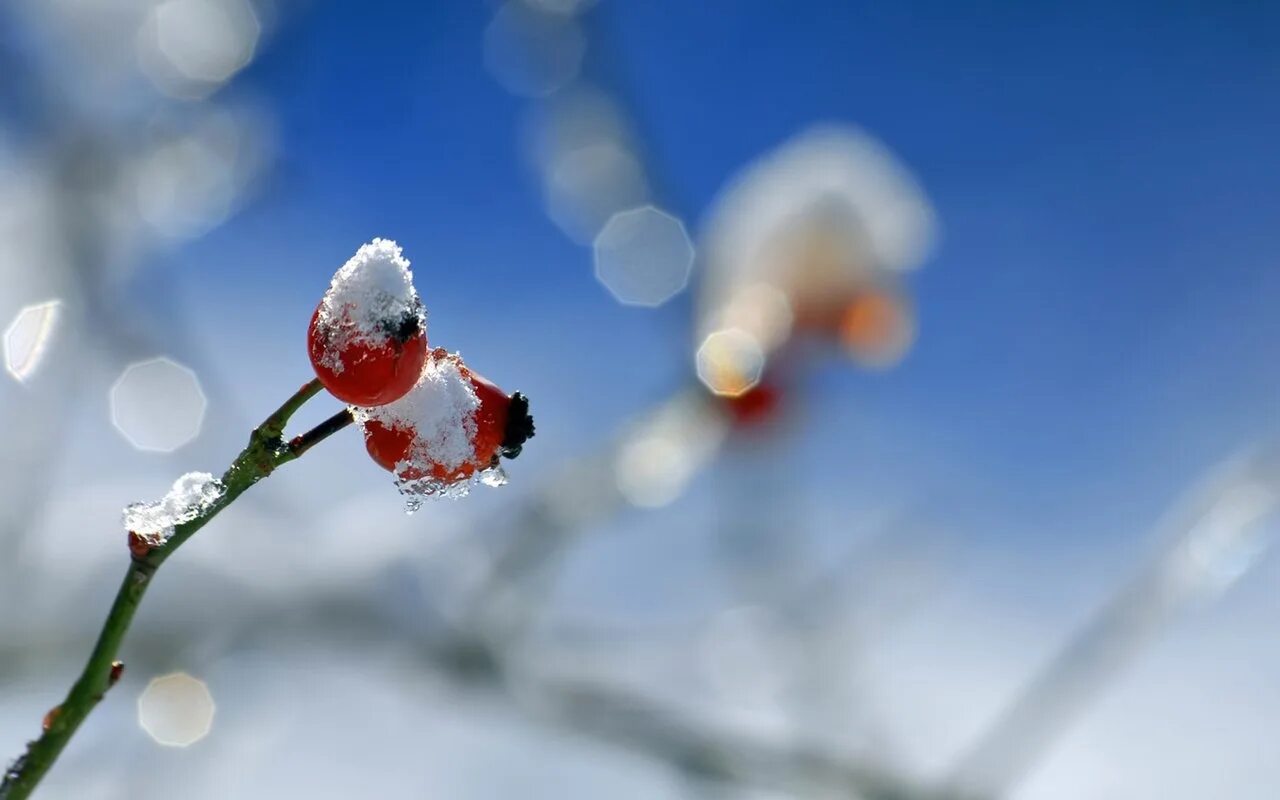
top-left (307, 306), bottom-right (428, 406)
top-left (723, 381), bottom-right (782, 427)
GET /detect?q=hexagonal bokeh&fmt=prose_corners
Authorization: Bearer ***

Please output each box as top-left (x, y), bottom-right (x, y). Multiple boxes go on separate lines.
top-left (483, 0), bottom-right (584, 98)
top-left (137, 672), bottom-right (215, 747)
top-left (593, 206), bottom-right (695, 307)
top-left (4, 300), bottom-right (62, 383)
top-left (137, 0), bottom-right (260, 98)
top-left (110, 357), bottom-right (207, 452)
top-left (696, 328), bottom-right (765, 398)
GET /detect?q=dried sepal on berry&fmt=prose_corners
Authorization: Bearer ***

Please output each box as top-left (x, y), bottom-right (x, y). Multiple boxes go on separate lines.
top-left (308, 238), bottom-right (429, 406)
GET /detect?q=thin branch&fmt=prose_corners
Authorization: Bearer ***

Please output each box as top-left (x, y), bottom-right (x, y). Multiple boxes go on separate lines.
top-left (0, 377), bottom-right (336, 800)
top-left (287, 408), bottom-right (355, 460)
top-left (257, 378), bottom-right (326, 442)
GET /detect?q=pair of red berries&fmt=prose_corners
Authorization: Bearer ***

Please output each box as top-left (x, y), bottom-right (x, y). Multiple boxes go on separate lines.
top-left (306, 239), bottom-right (533, 485)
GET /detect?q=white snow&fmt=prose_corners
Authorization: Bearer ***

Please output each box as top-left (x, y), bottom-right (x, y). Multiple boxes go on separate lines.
top-left (315, 238), bottom-right (424, 372)
top-left (123, 471), bottom-right (225, 545)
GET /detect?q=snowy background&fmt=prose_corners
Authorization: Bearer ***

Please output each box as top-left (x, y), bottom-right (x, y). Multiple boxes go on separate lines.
top-left (3, 1), bottom-right (1280, 798)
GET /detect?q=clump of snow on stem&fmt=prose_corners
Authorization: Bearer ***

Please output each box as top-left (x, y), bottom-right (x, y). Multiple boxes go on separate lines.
top-left (123, 472), bottom-right (225, 546)
top-left (315, 238), bottom-right (425, 373)
top-left (355, 351), bottom-right (505, 510)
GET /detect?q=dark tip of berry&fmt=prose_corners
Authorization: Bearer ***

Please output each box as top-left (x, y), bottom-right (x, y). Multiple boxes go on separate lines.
top-left (501, 392), bottom-right (535, 459)
top-left (385, 308), bottom-right (424, 343)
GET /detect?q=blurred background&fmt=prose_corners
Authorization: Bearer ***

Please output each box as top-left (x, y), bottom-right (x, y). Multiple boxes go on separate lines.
top-left (3, 1), bottom-right (1280, 798)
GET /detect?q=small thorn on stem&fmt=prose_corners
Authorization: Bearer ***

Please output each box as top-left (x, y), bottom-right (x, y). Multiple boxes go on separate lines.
top-left (108, 662), bottom-right (125, 688)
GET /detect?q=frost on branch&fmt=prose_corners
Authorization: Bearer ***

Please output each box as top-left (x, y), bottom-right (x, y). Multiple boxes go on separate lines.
top-left (355, 352), bottom-right (508, 511)
top-left (123, 472), bottom-right (225, 548)
top-left (314, 238), bottom-right (425, 375)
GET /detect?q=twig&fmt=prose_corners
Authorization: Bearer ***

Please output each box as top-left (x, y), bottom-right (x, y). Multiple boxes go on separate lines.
top-left (288, 408), bottom-right (355, 459)
top-left (0, 378), bottom-right (343, 800)
top-left (945, 446), bottom-right (1280, 799)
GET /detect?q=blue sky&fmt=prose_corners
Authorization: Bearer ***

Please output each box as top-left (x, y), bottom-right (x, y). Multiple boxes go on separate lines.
top-left (152, 0), bottom-right (1280, 563)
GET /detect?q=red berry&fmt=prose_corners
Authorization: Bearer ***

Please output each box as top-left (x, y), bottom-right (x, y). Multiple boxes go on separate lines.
top-left (362, 419), bottom-right (417, 474)
top-left (468, 370), bottom-right (512, 469)
top-left (307, 306), bottom-right (428, 406)
top-left (362, 358), bottom-right (534, 485)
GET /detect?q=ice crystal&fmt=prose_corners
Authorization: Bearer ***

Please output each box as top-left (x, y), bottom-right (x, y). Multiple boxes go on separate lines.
top-left (396, 464), bottom-right (508, 514)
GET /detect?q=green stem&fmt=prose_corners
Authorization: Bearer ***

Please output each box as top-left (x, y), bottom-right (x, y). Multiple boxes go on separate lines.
top-left (1, 378), bottom-right (342, 800)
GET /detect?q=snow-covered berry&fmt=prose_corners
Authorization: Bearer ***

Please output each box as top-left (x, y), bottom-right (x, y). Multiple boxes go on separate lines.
top-left (357, 349), bottom-right (534, 497)
top-left (308, 238), bottom-right (428, 406)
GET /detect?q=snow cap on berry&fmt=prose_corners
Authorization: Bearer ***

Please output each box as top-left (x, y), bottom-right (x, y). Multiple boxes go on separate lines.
top-left (315, 238), bottom-right (425, 373)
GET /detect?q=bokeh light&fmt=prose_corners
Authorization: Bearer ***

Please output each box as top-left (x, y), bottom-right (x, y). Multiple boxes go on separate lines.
top-left (593, 206), bottom-right (694, 307)
top-left (483, 1), bottom-right (585, 98)
top-left (614, 432), bottom-right (691, 509)
top-left (4, 300), bottom-right (62, 383)
top-left (696, 329), bottom-right (765, 398)
top-left (109, 357), bottom-right (207, 452)
top-left (839, 288), bottom-right (916, 369)
top-left (526, 87), bottom-right (652, 243)
top-left (137, 0), bottom-right (261, 99)
top-left (137, 672), bottom-right (216, 747)
top-left (546, 142), bottom-right (649, 245)
top-left (135, 135), bottom-right (236, 241)
top-left (615, 394), bottom-right (728, 508)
